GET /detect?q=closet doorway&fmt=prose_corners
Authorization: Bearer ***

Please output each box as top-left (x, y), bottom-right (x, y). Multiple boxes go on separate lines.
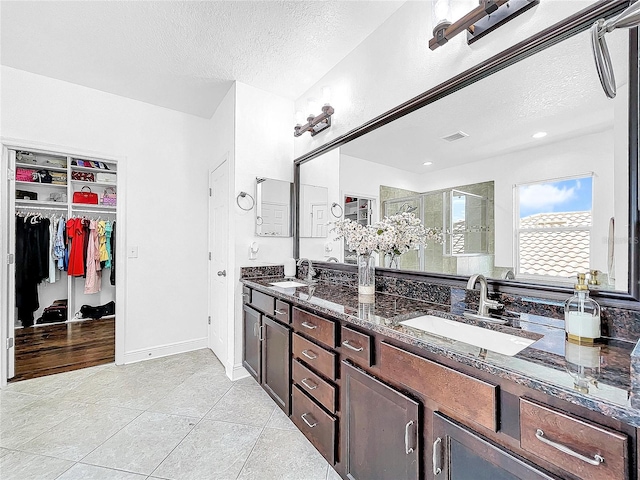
top-left (2, 144), bottom-right (120, 383)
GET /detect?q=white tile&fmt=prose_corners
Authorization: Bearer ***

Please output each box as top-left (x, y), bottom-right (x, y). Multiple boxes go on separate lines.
top-left (327, 465), bottom-right (342, 480)
top-left (205, 385), bottom-right (276, 427)
top-left (57, 463), bottom-right (147, 480)
top-left (19, 403), bottom-right (142, 461)
top-left (0, 449), bottom-right (73, 480)
top-left (0, 447), bottom-right (12, 458)
top-left (238, 427), bottom-right (329, 480)
top-left (0, 398), bottom-right (83, 449)
top-left (81, 411), bottom-right (197, 475)
top-left (147, 375), bottom-right (232, 418)
top-left (0, 390), bottom-right (39, 415)
top-left (266, 406), bottom-right (297, 430)
top-left (152, 419), bottom-right (261, 480)
top-left (233, 375), bottom-right (261, 388)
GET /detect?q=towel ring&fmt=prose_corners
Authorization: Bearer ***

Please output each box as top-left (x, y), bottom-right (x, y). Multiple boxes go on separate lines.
top-left (331, 202), bottom-right (343, 218)
top-left (236, 191), bottom-right (255, 211)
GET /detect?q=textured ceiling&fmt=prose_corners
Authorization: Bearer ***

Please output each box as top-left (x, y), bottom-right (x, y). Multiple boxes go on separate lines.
top-left (340, 27), bottom-right (630, 173)
top-left (0, 1), bottom-right (404, 118)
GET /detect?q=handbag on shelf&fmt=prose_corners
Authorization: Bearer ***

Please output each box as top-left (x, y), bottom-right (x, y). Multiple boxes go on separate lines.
top-left (16, 168), bottom-right (36, 182)
top-left (102, 187), bottom-right (117, 206)
top-left (50, 172), bottom-right (67, 185)
top-left (36, 170), bottom-right (53, 183)
top-left (73, 186), bottom-right (98, 205)
top-left (49, 192), bottom-right (67, 203)
top-left (16, 190), bottom-right (37, 201)
top-left (71, 171), bottom-right (95, 182)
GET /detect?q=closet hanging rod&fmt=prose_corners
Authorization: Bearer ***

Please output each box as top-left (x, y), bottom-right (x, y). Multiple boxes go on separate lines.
top-left (15, 204), bottom-right (67, 211)
top-left (72, 208), bottom-right (116, 214)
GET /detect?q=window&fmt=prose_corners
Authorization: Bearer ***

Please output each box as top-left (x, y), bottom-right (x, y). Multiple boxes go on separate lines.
top-left (516, 175), bottom-right (593, 278)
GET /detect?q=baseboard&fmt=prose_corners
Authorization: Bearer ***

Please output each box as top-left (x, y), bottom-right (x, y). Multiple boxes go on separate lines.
top-left (123, 337), bottom-right (208, 364)
top-left (228, 362), bottom-right (250, 381)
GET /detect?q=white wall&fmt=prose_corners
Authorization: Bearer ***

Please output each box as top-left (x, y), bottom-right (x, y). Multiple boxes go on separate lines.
top-left (1, 66), bottom-right (212, 362)
top-left (293, 0), bottom-right (594, 158)
top-left (232, 82), bottom-right (294, 373)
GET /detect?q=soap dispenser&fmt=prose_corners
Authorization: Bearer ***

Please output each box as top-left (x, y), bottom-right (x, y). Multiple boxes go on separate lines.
top-left (565, 273), bottom-right (601, 344)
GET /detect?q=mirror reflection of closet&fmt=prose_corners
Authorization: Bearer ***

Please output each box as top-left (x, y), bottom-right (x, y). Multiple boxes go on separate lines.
top-left (255, 177), bottom-right (293, 237)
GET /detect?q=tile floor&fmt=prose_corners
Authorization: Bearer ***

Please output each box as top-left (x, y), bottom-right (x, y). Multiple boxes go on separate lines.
top-left (0, 349), bottom-right (342, 480)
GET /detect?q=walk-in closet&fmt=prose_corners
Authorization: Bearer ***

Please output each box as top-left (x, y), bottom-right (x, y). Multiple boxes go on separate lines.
top-left (6, 148), bottom-right (118, 381)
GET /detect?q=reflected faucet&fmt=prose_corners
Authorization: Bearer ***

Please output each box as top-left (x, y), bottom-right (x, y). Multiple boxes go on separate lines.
top-left (326, 257), bottom-right (339, 262)
top-left (466, 274), bottom-right (503, 318)
top-left (297, 258), bottom-right (316, 282)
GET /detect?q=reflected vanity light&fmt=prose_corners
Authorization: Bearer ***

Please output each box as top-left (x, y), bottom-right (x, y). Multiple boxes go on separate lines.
top-left (429, 0), bottom-right (540, 50)
top-left (294, 88), bottom-right (335, 137)
top-left (532, 131), bottom-right (547, 139)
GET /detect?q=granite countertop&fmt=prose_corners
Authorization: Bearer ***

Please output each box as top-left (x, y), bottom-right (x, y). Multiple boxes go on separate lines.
top-left (242, 276), bottom-right (640, 427)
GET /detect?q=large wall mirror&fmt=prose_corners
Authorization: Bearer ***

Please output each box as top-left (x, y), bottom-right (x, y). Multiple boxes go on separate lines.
top-left (295, 3), bottom-right (639, 300)
top-left (256, 177), bottom-right (293, 237)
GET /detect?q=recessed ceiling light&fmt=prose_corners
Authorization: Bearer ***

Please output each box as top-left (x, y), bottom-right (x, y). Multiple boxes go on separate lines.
top-left (532, 131), bottom-right (547, 139)
top-left (423, 161), bottom-right (433, 166)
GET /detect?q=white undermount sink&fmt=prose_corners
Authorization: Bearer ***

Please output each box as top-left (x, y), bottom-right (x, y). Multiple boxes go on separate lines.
top-left (269, 281), bottom-right (309, 288)
top-left (399, 315), bottom-right (536, 356)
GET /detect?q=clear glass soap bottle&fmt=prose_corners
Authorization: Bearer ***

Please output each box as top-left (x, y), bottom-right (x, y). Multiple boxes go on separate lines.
top-left (565, 273), bottom-right (601, 344)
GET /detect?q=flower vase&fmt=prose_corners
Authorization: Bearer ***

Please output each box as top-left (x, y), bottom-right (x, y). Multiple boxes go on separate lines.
top-left (385, 253), bottom-right (400, 269)
top-left (357, 253), bottom-right (376, 296)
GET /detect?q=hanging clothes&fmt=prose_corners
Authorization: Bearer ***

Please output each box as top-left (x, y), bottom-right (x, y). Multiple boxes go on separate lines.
top-left (110, 221), bottom-right (116, 286)
top-left (85, 220), bottom-right (102, 294)
top-left (66, 217), bottom-right (86, 276)
top-left (104, 221), bottom-right (112, 268)
top-left (15, 215), bottom-right (50, 327)
top-left (82, 219), bottom-right (90, 278)
top-left (54, 216), bottom-right (66, 270)
top-left (47, 217), bottom-right (56, 283)
top-left (98, 220), bottom-right (109, 268)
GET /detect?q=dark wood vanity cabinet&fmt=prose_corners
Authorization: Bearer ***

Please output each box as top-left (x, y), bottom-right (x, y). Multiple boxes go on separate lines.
top-left (242, 293), bottom-right (291, 414)
top-left (432, 413), bottom-right (558, 480)
top-left (342, 361), bottom-right (420, 480)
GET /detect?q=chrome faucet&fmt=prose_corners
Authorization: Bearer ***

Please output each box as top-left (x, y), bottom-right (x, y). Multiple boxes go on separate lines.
top-left (297, 258), bottom-right (316, 282)
top-left (466, 274), bottom-right (503, 319)
top-left (326, 257), bottom-right (339, 262)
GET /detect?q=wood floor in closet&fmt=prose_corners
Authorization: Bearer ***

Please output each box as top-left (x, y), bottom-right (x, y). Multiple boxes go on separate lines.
top-left (10, 317), bottom-right (115, 382)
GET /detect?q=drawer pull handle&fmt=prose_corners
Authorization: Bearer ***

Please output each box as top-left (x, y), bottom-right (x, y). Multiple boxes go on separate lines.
top-left (433, 437), bottom-right (442, 475)
top-left (342, 340), bottom-right (364, 352)
top-left (404, 420), bottom-right (414, 454)
top-left (242, 293), bottom-right (250, 299)
top-left (301, 350), bottom-right (318, 360)
top-left (301, 378), bottom-right (318, 390)
top-left (274, 309), bottom-right (287, 316)
top-left (253, 323), bottom-right (258, 337)
top-left (301, 413), bottom-right (317, 428)
top-left (535, 429), bottom-right (604, 466)
top-left (301, 321), bottom-right (317, 330)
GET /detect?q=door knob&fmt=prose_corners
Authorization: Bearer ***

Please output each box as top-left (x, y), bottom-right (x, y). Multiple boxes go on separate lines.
top-left (217, 270), bottom-right (226, 277)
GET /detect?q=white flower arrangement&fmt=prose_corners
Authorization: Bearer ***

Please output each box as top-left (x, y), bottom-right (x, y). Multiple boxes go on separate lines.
top-left (331, 212), bottom-right (442, 257)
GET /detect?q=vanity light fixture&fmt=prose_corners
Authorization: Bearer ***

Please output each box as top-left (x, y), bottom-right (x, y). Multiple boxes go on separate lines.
top-left (294, 88), bottom-right (335, 137)
top-left (429, 0), bottom-right (540, 50)
top-left (532, 132), bottom-right (547, 139)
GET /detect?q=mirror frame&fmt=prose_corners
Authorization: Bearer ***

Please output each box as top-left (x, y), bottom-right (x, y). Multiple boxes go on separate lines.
top-left (293, 0), bottom-right (639, 304)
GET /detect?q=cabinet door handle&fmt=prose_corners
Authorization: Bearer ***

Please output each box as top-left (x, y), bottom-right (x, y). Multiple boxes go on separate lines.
top-left (242, 293), bottom-right (250, 299)
top-left (404, 420), bottom-right (415, 454)
top-left (535, 429), bottom-right (604, 466)
top-left (301, 349), bottom-right (317, 360)
top-left (258, 325), bottom-right (265, 341)
top-left (301, 321), bottom-right (317, 330)
top-left (433, 437), bottom-right (442, 475)
top-left (342, 340), bottom-right (364, 352)
top-left (301, 378), bottom-right (318, 390)
top-left (253, 323), bottom-right (258, 337)
top-left (274, 309), bottom-right (287, 316)
top-left (301, 413), bottom-right (317, 428)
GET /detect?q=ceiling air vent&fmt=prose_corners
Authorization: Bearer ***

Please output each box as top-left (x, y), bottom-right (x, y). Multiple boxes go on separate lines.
top-left (441, 131), bottom-right (469, 142)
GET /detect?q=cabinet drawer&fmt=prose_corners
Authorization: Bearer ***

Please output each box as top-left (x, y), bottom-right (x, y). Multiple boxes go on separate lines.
top-left (520, 399), bottom-right (628, 480)
top-left (274, 299), bottom-right (291, 324)
top-left (293, 359), bottom-right (337, 414)
top-left (293, 333), bottom-right (336, 381)
top-left (292, 385), bottom-right (336, 465)
top-left (249, 289), bottom-right (275, 316)
top-left (380, 342), bottom-right (498, 431)
top-left (340, 326), bottom-right (373, 366)
top-left (293, 307), bottom-right (336, 348)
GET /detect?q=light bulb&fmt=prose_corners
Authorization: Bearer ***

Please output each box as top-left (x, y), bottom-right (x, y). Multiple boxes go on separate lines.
top-left (432, 0), bottom-right (452, 35)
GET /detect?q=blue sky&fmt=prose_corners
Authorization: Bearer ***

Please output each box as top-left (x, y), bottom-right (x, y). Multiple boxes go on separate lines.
top-left (519, 176), bottom-right (592, 218)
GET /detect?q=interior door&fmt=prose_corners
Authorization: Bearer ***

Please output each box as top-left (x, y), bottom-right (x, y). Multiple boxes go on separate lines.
top-left (311, 203), bottom-right (328, 237)
top-left (4, 149), bottom-right (17, 381)
top-left (261, 202), bottom-right (289, 236)
top-left (209, 160), bottom-right (229, 366)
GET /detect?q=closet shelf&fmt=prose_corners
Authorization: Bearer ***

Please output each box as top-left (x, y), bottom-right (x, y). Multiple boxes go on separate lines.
top-left (16, 180), bottom-right (67, 188)
top-left (15, 162), bottom-right (67, 173)
top-left (71, 165), bottom-right (116, 174)
top-left (16, 199), bottom-right (68, 208)
top-left (71, 180), bottom-right (116, 188)
top-left (71, 204), bottom-right (116, 212)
